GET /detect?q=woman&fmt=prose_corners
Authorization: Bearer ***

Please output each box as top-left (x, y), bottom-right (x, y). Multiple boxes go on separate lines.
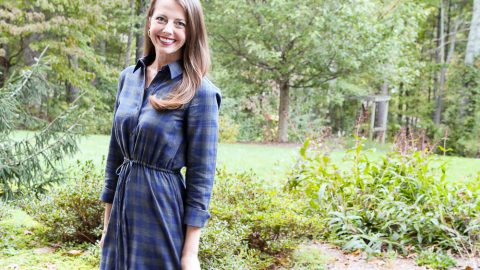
top-left (99, 0), bottom-right (220, 269)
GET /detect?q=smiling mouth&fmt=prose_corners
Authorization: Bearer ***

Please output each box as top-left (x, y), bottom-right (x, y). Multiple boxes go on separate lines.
top-left (159, 36), bottom-right (175, 45)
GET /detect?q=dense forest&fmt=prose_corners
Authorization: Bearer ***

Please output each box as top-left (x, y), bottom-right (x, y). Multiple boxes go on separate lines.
top-left (1, 0), bottom-right (479, 156)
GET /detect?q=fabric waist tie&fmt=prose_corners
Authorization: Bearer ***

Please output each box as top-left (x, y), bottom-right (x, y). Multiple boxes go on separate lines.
top-left (115, 158), bottom-right (180, 176)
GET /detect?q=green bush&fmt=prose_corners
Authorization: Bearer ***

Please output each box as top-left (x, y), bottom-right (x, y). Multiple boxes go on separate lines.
top-left (201, 167), bottom-right (322, 269)
top-left (23, 160), bottom-right (104, 243)
top-left (0, 201), bottom-right (14, 221)
top-left (219, 115), bottom-right (240, 143)
top-left (287, 139), bottom-right (480, 256)
top-left (17, 160), bottom-right (320, 268)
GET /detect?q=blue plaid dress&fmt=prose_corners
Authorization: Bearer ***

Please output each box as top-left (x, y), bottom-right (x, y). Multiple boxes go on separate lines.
top-left (99, 56), bottom-right (221, 270)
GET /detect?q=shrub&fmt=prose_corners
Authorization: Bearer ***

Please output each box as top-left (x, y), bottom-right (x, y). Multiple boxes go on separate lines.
top-left (219, 115), bottom-right (240, 143)
top-left (18, 160), bottom-right (320, 268)
top-left (287, 139), bottom-right (480, 256)
top-left (0, 201), bottom-right (14, 221)
top-left (23, 160), bottom-right (104, 243)
top-left (201, 167), bottom-right (322, 269)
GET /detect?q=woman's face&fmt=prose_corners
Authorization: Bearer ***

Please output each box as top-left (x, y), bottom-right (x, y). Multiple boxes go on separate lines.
top-left (148, 0), bottom-right (187, 61)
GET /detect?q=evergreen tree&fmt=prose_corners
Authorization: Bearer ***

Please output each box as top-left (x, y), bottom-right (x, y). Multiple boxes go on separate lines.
top-left (0, 47), bottom-right (90, 199)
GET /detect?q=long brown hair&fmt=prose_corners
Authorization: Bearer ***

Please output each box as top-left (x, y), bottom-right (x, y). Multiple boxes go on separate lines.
top-left (144, 0), bottom-right (210, 110)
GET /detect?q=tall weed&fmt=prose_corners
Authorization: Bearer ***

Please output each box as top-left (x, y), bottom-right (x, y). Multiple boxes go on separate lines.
top-left (287, 139), bottom-right (480, 256)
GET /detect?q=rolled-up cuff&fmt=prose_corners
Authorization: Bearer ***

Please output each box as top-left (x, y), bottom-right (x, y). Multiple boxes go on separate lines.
top-left (99, 186), bottom-right (115, 204)
top-left (184, 206), bottom-right (211, 228)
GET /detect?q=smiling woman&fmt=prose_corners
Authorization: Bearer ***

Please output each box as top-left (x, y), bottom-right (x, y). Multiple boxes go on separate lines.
top-left (147, 1), bottom-right (186, 61)
top-left (143, 0), bottom-right (211, 111)
top-left (98, 0), bottom-right (220, 269)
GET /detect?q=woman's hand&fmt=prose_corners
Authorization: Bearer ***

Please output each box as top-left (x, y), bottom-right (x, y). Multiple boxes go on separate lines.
top-left (181, 253), bottom-right (200, 270)
top-left (100, 203), bottom-right (112, 249)
top-left (99, 231), bottom-right (106, 248)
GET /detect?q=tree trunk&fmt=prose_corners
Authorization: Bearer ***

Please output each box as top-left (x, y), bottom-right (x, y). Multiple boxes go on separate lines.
top-left (136, 0), bottom-right (148, 60)
top-left (376, 79), bottom-right (388, 125)
top-left (465, 0), bottom-right (480, 65)
top-left (405, 87), bottom-right (411, 133)
top-left (397, 82), bottom-right (404, 125)
top-left (22, 34), bottom-right (39, 66)
top-left (433, 1), bottom-right (446, 125)
top-left (0, 44), bottom-right (9, 88)
top-left (66, 55), bottom-right (79, 103)
top-left (375, 79), bottom-right (389, 143)
top-left (459, 0), bottom-right (480, 118)
top-left (124, 0), bottom-right (135, 68)
top-left (277, 80), bottom-right (289, 143)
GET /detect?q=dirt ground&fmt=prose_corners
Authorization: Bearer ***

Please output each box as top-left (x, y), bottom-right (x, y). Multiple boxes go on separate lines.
top-left (309, 241), bottom-right (480, 270)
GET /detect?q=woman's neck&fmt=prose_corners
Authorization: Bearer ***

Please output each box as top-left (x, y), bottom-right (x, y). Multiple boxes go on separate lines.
top-left (152, 52), bottom-right (181, 71)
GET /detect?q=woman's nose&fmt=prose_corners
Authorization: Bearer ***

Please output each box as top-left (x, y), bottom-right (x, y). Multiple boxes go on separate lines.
top-left (162, 21), bottom-right (174, 35)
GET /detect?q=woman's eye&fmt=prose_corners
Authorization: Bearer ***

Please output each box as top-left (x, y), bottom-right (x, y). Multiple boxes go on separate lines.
top-left (175, 21), bottom-right (186, 28)
top-left (156, 16), bottom-right (167, 23)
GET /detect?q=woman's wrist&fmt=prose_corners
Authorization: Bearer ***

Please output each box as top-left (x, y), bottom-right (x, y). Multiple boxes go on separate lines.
top-left (182, 225), bottom-right (201, 257)
top-left (182, 249), bottom-right (198, 257)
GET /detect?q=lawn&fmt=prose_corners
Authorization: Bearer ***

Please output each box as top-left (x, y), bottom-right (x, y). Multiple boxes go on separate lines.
top-left (11, 131), bottom-right (480, 183)
top-left (68, 134), bottom-right (299, 182)
top-left (74, 134), bottom-right (480, 183)
top-left (3, 131), bottom-right (480, 269)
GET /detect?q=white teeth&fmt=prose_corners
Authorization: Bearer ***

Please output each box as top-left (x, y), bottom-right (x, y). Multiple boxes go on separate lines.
top-left (160, 37), bottom-right (175, 44)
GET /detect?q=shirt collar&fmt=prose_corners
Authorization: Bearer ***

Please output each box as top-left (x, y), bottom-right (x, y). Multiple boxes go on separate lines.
top-left (133, 54), bottom-right (183, 79)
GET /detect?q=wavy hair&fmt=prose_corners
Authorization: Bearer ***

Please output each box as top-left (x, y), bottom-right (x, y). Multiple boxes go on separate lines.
top-left (143, 0), bottom-right (210, 110)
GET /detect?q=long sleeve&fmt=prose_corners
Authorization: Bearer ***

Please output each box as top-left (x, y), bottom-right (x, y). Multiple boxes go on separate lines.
top-left (99, 70), bottom-right (127, 203)
top-left (184, 80), bottom-right (221, 227)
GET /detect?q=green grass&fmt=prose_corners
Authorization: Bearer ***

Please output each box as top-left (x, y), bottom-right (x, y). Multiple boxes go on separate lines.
top-left (10, 131), bottom-right (480, 183)
top-left (66, 134), bottom-right (300, 182)
top-left (4, 131), bottom-right (480, 268)
top-left (0, 209), bottom-right (97, 269)
top-left (289, 245), bottom-right (328, 270)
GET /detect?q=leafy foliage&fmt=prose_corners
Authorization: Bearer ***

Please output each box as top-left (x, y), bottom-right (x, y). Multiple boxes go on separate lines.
top-left (0, 0), bottom-right (128, 133)
top-left (416, 250), bottom-right (457, 270)
top-left (22, 160), bottom-right (104, 243)
top-left (206, 0), bottom-right (427, 142)
top-left (201, 167), bottom-right (322, 268)
top-left (287, 139), bottom-right (480, 256)
top-left (441, 64), bottom-right (480, 157)
top-left (0, 49), bottom-right (89, 199)
top-left (218, 115), bottom-right (239, 143)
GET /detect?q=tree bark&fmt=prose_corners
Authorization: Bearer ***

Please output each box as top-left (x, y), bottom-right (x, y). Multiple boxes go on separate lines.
top-left (376, 79), bottom-right (389, 125)
top-left (22, 34), bottom-right (39, 66)
top-left (465, 0), bottom-right (480, 65)
top-left (375, 79), bottom-right (389, 143)
top-left (124, 0), bottom-right (135, 68)
top-left (397, 82), bottom-right (404, 125)
top-left (66, 54), bottom-right (79, 103)
top-left (135, 0), bottom-right (148, 60)
top-left (433, 1), bottom-right (446, 125)
top-left (277, 80), bottom-right (290, 143)
top-left (0, 44), bottom-right (9, 88)
top-left (460, 0), bottom-right (480, 118)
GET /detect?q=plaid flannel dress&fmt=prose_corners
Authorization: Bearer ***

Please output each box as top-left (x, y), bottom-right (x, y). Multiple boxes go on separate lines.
top-left (99, 56), bottom-right (221, 270)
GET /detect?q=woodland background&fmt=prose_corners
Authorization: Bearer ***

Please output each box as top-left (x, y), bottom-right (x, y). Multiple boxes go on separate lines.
top-left (1, 0), bottom-right (479, 153)
top-left (1, 0), bottom-right (480, 269)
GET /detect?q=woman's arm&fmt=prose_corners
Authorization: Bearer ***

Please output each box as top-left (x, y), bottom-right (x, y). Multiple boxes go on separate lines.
top-left (183, 84), bottom-right (221, 228)
top-left (103, 203), bottom-right (112, 231)
top-left (182, 226), bottom-right (201, 256)
top-left (100, 203), bottom-right (112, 248)
top-left (181, 226), bottom-right (202, 269)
